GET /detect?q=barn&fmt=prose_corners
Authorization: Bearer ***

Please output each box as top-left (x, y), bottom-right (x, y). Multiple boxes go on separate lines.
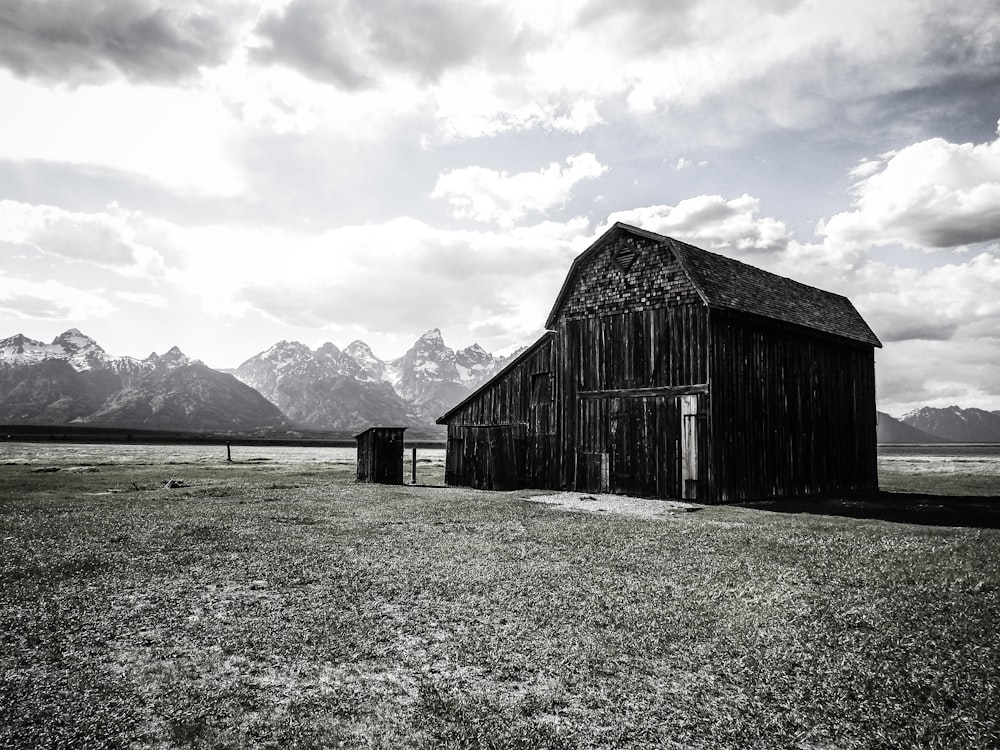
top-left (437, 223), bottom-right (881, 503)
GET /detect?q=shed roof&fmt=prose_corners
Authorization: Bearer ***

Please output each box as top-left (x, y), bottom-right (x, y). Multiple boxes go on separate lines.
top-left (545, 223), bottom-right (881, 347)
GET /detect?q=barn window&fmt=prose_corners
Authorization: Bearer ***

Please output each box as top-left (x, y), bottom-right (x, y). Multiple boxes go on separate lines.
top-left (530, 372), bottom-right (552, 404)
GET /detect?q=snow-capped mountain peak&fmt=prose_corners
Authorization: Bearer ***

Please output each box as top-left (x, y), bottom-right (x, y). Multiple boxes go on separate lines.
top-left (147, 346), bottom-right (198, 369)
top-left (0, 329), bottom-right (111, 371)
top-left (51, 328), bottom-right (104, 354)
top-left (344, 340), bottom-right (385, 382)
top-left (0, 334), bottom-right (51, 362)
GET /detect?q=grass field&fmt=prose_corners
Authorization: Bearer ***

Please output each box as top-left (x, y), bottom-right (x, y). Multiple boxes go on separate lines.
top-left (1, 451), bottom-right (999, 749)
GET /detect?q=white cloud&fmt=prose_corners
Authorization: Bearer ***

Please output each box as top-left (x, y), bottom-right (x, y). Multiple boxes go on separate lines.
top-left (0, 272), bottom-right (115, 320)
top-left (420, 0), bottom-right (1000, 141)
top-left (853, 252), bottom-right (1000, 342)
top-left (604, 195), bottom-right (793, 256)
top-left (821, 126), bottom-right (1000, 249)
top-left (432, 153), bottom-right (608, 226)
top-left (116, 291), bottom-right (169, 308)
top-left (0, 73), bottom-right (246, 196)
top-left (0, 200), bottom-right (166, 274)
top-left (139, 214), bottom-right (590, 353)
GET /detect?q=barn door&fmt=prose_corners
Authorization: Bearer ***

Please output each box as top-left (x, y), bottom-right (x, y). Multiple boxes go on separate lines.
top-left (680, 394), bottom-right (701, 500)
top-left (576, 395), bottom-right (685, 498)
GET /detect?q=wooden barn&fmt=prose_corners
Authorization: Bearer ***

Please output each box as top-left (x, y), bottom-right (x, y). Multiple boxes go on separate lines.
top-left (437, 223), bottom-right (881, 503)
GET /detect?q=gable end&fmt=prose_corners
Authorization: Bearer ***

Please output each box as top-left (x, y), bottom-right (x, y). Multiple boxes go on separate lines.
top-left (545, 225), bottom-right (703, 327)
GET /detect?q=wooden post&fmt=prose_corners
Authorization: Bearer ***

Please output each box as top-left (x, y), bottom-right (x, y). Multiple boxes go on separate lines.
top-left (226, 442), bottom-right (232, 462)
top-left (411, 447), bottom-right (417, 484)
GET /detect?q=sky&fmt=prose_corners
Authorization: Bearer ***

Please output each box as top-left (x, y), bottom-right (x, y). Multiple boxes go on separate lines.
top-left (1, 0), bottom-right (999, 417)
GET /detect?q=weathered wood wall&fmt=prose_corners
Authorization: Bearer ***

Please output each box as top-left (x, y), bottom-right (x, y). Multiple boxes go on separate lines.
top-left (707, 311), bottom-right (878, 502)
top-left (355, 427), bottom-right (405, 485)
top-left (443, 334), bottom-right (558, 490)
top-left (558, 305), bottom-right (709, 494)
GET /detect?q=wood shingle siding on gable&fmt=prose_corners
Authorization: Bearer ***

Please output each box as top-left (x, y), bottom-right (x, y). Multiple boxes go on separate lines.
top-left (438, 223), bottom-right (881, 503)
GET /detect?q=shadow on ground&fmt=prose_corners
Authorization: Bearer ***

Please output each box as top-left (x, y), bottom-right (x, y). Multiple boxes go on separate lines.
top-left (738, 492), bottom-right (1000, 529)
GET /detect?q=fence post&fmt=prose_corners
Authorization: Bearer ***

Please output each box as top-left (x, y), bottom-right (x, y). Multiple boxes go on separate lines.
top-left (412, 447), bottom-right (417, 484)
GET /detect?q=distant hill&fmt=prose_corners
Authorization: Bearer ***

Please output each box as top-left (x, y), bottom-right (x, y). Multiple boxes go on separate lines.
top-left (901, 406), bottom-right (1000, 443)
top-left (876, 411), bottom-right (951, 444)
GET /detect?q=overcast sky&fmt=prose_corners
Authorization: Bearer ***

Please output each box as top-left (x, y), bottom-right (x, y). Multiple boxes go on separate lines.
top-left (1, 0), bottom-right (999, 416)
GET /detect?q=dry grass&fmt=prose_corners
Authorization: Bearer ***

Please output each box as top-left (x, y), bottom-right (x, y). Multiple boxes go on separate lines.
top-left (1, 457), bottom-right (999, 749)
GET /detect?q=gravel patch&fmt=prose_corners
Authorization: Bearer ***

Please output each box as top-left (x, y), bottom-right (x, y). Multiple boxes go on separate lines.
top-left (524, 491), bottom-right (700, 519)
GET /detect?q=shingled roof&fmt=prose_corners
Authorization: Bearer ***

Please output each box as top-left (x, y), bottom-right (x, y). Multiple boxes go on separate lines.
top-left (546, 223), bottom-right (882, 347)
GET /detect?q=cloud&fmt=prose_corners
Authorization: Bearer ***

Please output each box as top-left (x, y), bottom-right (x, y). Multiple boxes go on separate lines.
top-left (420, 0), bottom-right (999, 142)
top-left (875, 337), bottom-right (1000, 416)
top-left (0, 76), bottom-right (246, 196)
top-left (115, 291), bottom-right (169, 308)
top-left (0, 200), bottom-right (142, 266)
top-left (853, 252), bottom-right (1000, 343)
top-left (432, 153), bottom-right (608, 226)
top-left (821, 125), bottom-right (1000, 249)
top-left (0, 0), bottom-right (246, 84)
top-left (0, 272), bottom-right (115, 320)
top-left (146, 215), bottom-right (589, 352)
top-left (604, 195), bottom-right (793, 256)
top-left (252, 0), bottom-right (523, 89)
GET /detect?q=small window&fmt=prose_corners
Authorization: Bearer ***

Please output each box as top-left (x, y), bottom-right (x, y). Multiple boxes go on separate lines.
top-left (530, 372), bottom-right (552, 404)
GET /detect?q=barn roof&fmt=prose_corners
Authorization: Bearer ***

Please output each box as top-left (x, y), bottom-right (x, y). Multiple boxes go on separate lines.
top-left (545, 223), bottom-right (881, 347)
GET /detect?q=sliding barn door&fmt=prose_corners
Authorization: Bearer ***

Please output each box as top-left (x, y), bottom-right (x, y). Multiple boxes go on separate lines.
top-left (576, 395), bottom-right (682, 497)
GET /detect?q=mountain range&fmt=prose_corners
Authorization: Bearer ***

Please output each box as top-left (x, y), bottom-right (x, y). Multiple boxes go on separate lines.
top-left (0, 329), bottom-right (287, 432)
top-left (0, 328), bottom-right (513, 434)
top-left (2, 328), bottom-right (999, 442)
top-left (232, 328), bottom-right (512, 429)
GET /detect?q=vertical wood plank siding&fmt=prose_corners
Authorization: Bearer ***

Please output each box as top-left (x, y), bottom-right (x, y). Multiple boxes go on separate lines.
top-left (355, 427), bottom-right (405, 485)
top-left (443, 336), bottom-right (559, 490)
top-left (559, 305), bottom-right (708, 492)
top-left (707, 311), bottom-right (878, 502)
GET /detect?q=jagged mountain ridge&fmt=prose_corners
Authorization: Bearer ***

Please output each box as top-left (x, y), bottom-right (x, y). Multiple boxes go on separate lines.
top-left (876, 411), bottom-right (952, 444)
top-left (901, 406), bottom-right (1000, 443)
top-left (0, 329), bottom-right (287, 431)
top-left (233, 328), bottom-right (516, 429)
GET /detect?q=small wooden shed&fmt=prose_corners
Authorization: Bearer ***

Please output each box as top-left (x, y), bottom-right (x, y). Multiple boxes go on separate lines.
top-left (437, 223), bottom-right (882, 503)
top-left (355, 427), bottom-right (406, 484)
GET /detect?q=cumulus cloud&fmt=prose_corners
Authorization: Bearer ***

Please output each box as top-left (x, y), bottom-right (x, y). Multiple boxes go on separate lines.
top-left (0, 200), bottom-right (164, 271)
top-left (853, 252), bottom-right (1000, 343)
top-left (252, 0), bottom-right (523, 89)
top-left (0, 0), bottom-right (247, 84)
top-left (419, 0), bottom-right (1000, 141)
top-left (432, 153), bottom-right (608, 227)
top-left (604, 195), bottom-right (793, 256)
top-left (820, 126), bottom-right (1000, 249)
